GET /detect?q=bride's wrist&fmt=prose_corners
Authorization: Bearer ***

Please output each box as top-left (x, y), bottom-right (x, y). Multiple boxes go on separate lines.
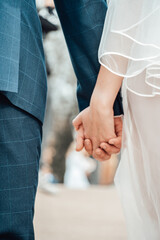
top-left (90, 92), bottom-right (113, 115)
top-left (90, 65), bottom-right (122, 113)
top-left (90, 89), bottom-right (114, 110)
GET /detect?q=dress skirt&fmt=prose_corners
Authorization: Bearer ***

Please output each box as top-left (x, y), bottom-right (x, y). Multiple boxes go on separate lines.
top-left (114, 79), bottom-right (160, 239)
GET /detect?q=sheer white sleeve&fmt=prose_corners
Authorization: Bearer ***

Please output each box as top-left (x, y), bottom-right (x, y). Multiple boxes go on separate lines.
top-left (99, 0), bottom-right (160, 97)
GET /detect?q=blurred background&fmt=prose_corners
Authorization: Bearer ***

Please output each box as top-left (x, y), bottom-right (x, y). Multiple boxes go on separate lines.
top-left (34, 0), bottom-right (127, 239)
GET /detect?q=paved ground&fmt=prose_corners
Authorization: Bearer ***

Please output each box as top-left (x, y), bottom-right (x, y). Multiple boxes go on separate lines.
top-left (34, 185), bottom-right (127, 240)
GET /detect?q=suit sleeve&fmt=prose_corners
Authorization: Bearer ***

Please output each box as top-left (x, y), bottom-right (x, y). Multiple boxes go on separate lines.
top-left (54, 0), bottom-right (123, 115)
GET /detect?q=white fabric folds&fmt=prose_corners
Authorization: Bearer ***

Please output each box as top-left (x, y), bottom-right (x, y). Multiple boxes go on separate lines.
top-left (99, 0), bottom-right (160, 97)
top-left (99, 1), bottom-right (160, 239)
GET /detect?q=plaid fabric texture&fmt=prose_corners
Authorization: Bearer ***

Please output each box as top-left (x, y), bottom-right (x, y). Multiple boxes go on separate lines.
top-left (0, 0), bottom-right (47, 123)
top-left (55, 0), bottom-right (123, 116)
top-left (0, 94), bottom-right (42, 240)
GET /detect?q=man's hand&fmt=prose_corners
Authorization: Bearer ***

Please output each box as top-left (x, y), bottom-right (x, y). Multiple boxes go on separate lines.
top-left (96, 116), bottom-right (122, 159)
top-left (100, 116), bottom-right (122, 153)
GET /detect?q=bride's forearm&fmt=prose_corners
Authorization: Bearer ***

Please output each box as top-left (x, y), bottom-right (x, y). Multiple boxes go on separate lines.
top-left (90, 66), bottom-right (123, 110)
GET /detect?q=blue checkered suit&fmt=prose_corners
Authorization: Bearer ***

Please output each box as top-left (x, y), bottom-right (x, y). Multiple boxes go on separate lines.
top-left (0, 1), bottom-right (47, 239)
top-left (0, 94), bottom-right (42, 240)
top-left (55, 0), bottom-right (123, 115)
top-left (0, 0), bottom-right (47, 123)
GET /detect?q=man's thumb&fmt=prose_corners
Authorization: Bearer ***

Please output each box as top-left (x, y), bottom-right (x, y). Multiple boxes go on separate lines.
top-left (109, 137), bottom-right (121, 149)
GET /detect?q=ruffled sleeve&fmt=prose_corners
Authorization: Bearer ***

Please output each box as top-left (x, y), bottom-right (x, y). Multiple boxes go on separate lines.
top-left (98, 0), bottom-right (160, 96)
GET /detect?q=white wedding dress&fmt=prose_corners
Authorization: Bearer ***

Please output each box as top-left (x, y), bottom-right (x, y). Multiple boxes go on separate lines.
top-left (98, 0), bottom-right (160, 239)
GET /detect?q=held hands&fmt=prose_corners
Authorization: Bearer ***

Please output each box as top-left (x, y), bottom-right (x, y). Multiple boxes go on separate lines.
top-left (72, 66), bottom-right (123, 161)
top-left (72, 106), bottom-right (123, 161)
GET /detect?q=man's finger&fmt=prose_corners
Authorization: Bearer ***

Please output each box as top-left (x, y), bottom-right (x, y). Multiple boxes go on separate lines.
top-left (114, 117), bottom-right (123, 137)
top-left (108, 136), bottom-right (122, 149)
top-left (100, 142), bottom-right (120, 155)
top-left (84, 139), bottom-right (93, 156)
top-left (94, 148), bottom-right (111, 161)
top-left (76, 125), bottom-right (84, 151)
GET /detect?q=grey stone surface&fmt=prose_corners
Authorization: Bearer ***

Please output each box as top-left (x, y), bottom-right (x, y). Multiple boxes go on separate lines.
top-left (34, 185), bottom-right (127, 240)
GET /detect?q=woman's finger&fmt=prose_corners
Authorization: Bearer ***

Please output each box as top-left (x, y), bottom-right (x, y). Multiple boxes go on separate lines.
top-left (72, 113), bottom-right (82, 130)
top-left (84, 139), bottom-right (93, 156)
top-left (76, 125), bottom-right (84, 151)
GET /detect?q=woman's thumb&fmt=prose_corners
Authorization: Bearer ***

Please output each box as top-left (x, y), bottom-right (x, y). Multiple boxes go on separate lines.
top-left (72, 113), bottom-right (82, 130)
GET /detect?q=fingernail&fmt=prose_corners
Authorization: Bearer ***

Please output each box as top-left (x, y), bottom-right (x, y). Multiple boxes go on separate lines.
top-left (96, 150), bottom-right (101, 155)
top-left (103, 145), bottom-right (107, 150)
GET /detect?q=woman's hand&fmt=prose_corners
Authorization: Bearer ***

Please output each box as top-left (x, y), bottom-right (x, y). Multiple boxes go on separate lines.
top-left (84, 116), bottom-right (122, 158)
top-left (73, 103), bottom-right (116, 161)
top-left (73, 111), bottom-right (123, 161)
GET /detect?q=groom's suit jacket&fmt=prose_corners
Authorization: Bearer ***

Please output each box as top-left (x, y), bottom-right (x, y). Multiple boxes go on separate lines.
top-left (55, 0), bottom-right (123, 116)
top-left (0, 0), bottom-right (47, 123)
